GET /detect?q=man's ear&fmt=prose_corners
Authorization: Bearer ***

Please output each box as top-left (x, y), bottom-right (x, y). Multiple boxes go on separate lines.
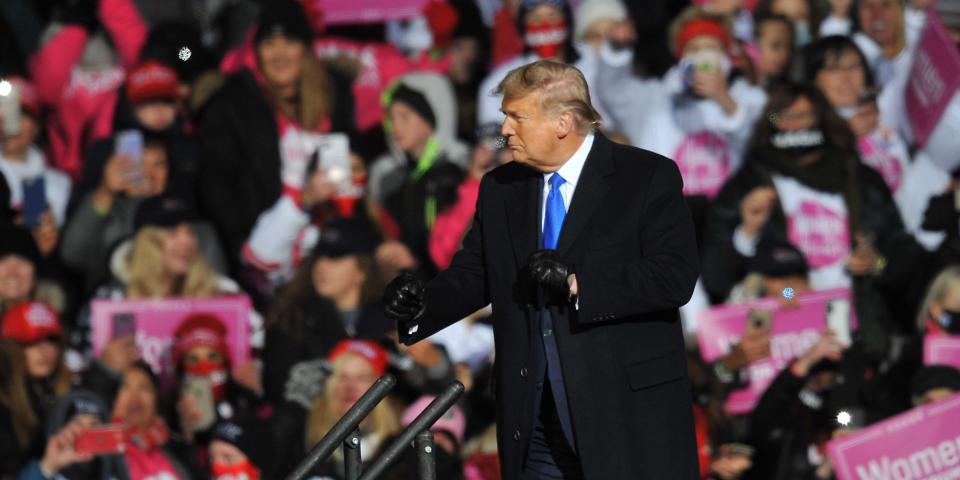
top-left (555, 111), bottom-right (575, 139)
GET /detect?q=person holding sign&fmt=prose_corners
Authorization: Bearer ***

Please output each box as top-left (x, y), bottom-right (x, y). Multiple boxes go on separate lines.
top-left (803, 35), bottom-right (948, 249)
top-left (747, 328), bottom-right (849, 479)
top-left (72, 196), bottom-right (260, 386)
top-left (703, 82), bottom-right (921, 359)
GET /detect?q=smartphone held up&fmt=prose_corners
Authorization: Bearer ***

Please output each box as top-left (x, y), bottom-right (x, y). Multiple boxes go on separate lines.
top-left (74, 424), bottom-right (125, 455)
top-left (115, 130), bottom-right (146, 186)
top-left (0, 79), bottom-right (21, 138)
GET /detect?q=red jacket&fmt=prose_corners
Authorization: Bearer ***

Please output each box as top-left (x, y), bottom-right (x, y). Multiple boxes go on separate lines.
top-left (29, 0), bottom-right (147, 179)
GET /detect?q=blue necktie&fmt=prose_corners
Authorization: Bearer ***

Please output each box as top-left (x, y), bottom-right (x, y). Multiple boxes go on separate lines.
top-left (543, 173), bottom-right (566, 250)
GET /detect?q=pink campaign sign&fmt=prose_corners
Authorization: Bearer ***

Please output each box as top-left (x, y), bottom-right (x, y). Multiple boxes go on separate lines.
top-left (673, 131), bottom-right (731, 198)
top-left (924, 336), bottom-right (960, 370)
top-left (828, 393), bottom-right (960, 480)
top-left (905, 13), bottom-right (960, 147)
top-left (90, 297), bottom-right (252, 389)
top-left (316, 0), bottom-right (429, 25)
top-left (697, 288), bottom-right (857, 414)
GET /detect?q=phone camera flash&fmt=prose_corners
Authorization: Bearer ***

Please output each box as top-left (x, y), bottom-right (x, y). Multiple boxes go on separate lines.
top-left (836, 410), bottom-right (852, 427)
top-left (0, 80), bottom-right (11, 97)
top-left (782, 287), bottom-right (795, 300)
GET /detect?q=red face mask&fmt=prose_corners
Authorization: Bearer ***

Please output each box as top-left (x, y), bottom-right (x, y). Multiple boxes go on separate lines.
top-left (524, 20), bottom-right (568, 59)
top-left (331, 174), bottom-right (367, 217)
top-left (212, 460), bottom-right (259, 480)
top-left (185, 359), bottom-right (228, 401)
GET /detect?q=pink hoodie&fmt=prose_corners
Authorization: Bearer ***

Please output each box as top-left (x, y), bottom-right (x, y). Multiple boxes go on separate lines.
top-left (28, 0), bottom-right (148, 180)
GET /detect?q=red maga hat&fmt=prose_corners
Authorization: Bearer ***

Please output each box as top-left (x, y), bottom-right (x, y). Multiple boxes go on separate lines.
top-left (2, 302), bottom-right (62, 344)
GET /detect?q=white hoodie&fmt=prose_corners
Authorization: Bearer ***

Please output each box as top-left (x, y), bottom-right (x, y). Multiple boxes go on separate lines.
top-left (596, 44), bottom-right (767, 198)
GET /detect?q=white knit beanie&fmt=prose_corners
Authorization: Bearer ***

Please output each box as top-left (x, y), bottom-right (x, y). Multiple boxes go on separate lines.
top-left (574, 0), bottom-right (627, 41)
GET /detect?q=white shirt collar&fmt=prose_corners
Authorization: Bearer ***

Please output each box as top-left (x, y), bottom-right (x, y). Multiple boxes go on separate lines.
top-left (544, 133), bottom-right (595, 189)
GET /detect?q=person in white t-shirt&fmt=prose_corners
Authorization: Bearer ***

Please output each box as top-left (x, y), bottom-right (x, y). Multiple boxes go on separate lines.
top-left (703, 82), bottom-right (922, 358)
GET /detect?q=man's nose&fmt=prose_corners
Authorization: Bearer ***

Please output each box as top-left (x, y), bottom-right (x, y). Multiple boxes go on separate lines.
top-left (500, 123), bottom-right (514, 138)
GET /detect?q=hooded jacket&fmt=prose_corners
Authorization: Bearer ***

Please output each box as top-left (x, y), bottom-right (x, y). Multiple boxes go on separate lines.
top-left (368, 72), bottom-right (470, 201)
top-left (27, 0), bottom-right (148, 180)
top-left (368, 73), bottom-right (468, 275)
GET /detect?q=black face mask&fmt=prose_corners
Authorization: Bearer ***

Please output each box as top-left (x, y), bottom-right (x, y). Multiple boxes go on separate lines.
top-left (771, 127), bottom-right (825, 157)
top-left (936, 308), bottom-right (960, 335)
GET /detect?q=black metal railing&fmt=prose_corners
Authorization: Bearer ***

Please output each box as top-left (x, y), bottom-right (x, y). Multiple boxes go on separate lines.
top-left (285, 375), bottom-right (465, 480)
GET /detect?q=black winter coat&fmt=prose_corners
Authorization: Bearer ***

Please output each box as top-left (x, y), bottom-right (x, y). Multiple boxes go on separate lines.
top-left (404, 134), bottom-right (701, 479)
top-left (702, 160), bottom-right (922, 360)
top-left (262, 295), bottom-right (392, 404)
top-left (197, 68), bottom-right (356, 273)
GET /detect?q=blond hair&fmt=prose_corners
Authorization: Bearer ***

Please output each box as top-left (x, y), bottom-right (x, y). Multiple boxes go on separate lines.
top-left (126, 226), bottom-right (222, 299)
top-left (917, 266), bottom-right (960, 331)
top-left (494, 60), bottom-right (601, 133)
top-left (306, 354), bottom-right (400, 451)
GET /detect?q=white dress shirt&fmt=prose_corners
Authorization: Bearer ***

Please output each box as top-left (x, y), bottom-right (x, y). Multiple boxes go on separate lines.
top-left (541, 133), bottom-right (595, 231)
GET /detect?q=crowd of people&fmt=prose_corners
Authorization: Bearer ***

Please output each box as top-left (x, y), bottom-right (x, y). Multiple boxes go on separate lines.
top-left (1, 0), bottom-right (960, 478)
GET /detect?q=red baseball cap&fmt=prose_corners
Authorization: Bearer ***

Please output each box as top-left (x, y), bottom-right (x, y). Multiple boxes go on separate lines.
top-left (1, 302), bottom-right (62, 344)
top-left (126, 61), bottom-right (180, 104)
top-left (173, 313), bottom-right (230, 365)
top-left (328, 340), bottom-right (389, 376)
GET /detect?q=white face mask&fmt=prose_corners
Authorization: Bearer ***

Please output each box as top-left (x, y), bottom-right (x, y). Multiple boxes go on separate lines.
top-left (388, 16), bottom-right (434, 53)
top-left (836, 106), bottom-right (858, 119)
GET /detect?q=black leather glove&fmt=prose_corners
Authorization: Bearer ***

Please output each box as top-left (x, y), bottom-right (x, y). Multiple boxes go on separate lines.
top-left (384, 271), bottom-right (426, 343)
top-left (528, 249), bottom-right (572, 299)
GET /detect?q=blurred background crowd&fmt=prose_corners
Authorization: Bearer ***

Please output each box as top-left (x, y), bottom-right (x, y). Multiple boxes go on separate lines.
top-left (1, 0), bottom-right (960, 478)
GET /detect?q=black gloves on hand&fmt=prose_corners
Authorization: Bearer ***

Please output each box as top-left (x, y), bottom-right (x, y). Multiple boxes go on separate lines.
top-left (284, 359), bottom-right (332, 410)
top-left (384, 271), bottom-right (426, 344)
top-left (528, 249), bottom-right (572, 300)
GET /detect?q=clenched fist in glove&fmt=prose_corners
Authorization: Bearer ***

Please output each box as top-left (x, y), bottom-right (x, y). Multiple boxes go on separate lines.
top-left (528, 249), bottom-right (575, 301)
top-left (384, 271), bottom-right (426, 344)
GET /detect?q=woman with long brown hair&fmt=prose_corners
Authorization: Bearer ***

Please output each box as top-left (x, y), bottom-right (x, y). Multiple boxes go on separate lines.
top-left (198, 0), bottom-right (356, 278)
top-left (262, 218), bottom-right (391, 405)
top-left (702, 82), bottom-right (920, 360)
top-left (0, 303), bottom-right (73, 477)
